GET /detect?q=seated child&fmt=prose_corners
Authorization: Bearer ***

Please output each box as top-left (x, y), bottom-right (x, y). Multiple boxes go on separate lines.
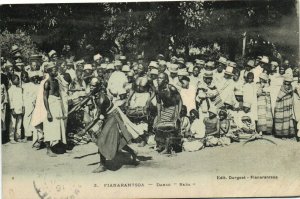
top-left (180, 105), bottom-right (191, 138)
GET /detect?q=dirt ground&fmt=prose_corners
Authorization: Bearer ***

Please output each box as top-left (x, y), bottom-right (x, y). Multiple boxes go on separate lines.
top-left (2, 136), bottom-right (300, 198)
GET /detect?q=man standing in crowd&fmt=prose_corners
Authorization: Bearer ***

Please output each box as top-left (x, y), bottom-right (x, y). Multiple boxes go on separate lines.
top-left (31, 62), bottom-right (66, 156)
top-left (154, 72), bottom-right (182, 154)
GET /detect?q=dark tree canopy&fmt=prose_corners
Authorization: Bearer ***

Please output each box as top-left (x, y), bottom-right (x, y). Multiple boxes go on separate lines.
top-left (0, 0), bottom-right (298, 64)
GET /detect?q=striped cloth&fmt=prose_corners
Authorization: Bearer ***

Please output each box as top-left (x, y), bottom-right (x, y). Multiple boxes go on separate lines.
top-left (160, 106), bottom-right (176, 122)
top-left (257, 88), bottom-right (273, 134)
top-left (274, 85), bottom-right (295, 137)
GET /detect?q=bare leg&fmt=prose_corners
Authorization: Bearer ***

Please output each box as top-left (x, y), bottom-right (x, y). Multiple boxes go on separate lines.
top-left (160, 138), bottom-right (170, 154)
top-left (122, 145), bottom-right (140, 165)
top-left (45, 141), bottom-right (57, 157)
top-left (92, 151), bottom-right (106, 173)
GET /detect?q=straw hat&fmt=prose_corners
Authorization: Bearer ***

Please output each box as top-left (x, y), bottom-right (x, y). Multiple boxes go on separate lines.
top-left (127, 71), bottom-right (134, 77)
top-left (228, 61), bottom-right (237, 68)
top-left (241, 116), bottom-right (251, 121)
top-left (150, 69), bottom-right (159, 75)
top-left (44, 62), bottom-right (56, 72)
top-left (106, 63), bottom-right (115, 70)
top-left (119, 55), bottom-right (126, 60)
top-left (195, 60), bottom-right (205, 65)
top-left (48, 50), bottom-right (57, 58)
top-left (157, 54), bottom-right (165, 60)
top-left (224, 66), bottom-right (234, 75)
top-left (260, 56), bottom-right (269, 64)
top-left (83, 64), bottom-right (93, 70)
top-left (11, 45), bottom-right (20, 54)
top-left (270, 61), bottom-right (278, 67)
top-left (218, 57), bottom-right (227, 65)
top-left (93, 54), bottom-right (102, 61)
top-left (203, 71), bottom-right (213, 78)
top-left (171, 56), bottom-right (178, 61)
top-left (284, 74), bottom-right (293, 82)
top-left (177, 57), bottom-right (185, 64)
top-left (158, 60), bottom-right (167, 66)
top-left (114, 60), bottom-right (122, 67)
top-left (169, 64), bottom-right (179, 73)
top-left (178, 69), bottom-right (189, 76)
top-left (206, 61), bottom-right (215, 68)
top-left (247, 60), bottom-right (255, 67)
top-left (100, 63), bottom-right (107, 69)
top-left (149, 61), bottom-right (159, 69)
top-left (122, 65), bottom-right (130, 72)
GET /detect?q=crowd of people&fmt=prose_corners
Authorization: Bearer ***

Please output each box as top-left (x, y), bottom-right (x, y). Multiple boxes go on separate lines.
top-left (1, 43), bottom-right (300, 172)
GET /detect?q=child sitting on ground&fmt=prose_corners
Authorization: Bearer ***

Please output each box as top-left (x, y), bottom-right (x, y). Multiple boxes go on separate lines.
top-left (180, 105), bottom-right (191, 138)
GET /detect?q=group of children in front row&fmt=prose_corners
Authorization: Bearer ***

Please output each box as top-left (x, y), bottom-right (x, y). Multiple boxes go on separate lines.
top-left (178, 101), bottom-right (258, 152)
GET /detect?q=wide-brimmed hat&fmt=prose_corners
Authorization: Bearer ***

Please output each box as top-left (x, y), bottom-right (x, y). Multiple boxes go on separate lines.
top-left (14, 52), bottom-right (22, 58)
top-left (170, 56), bottom-right (177, 61)
top-left (99, 63), bottom-right (107, 69)
top-left (48, 50), bottom-right (57, 58)
top-left (150, 68), bottom-right (159, 75)
top-left (93, 54), bottom-right (102, 61)
top-left (247, 60), bottom-right (255, 67)
top-left (177, 57), bottom-right (185, 64)
top-left (127, 71), bottom-right (134, 77)
top-left (44, 62), bottom-right (56, 72)
top-left (178, 69), bottom-right (189, 76)
top-left (76, 59), bottom-right (85, 65)
top-left (158, 60), bottom-right (167, 66)
top-left (203, 71), bottom-right (213, 78)
top-left (218, 57), bottom-right (227, 65)
top-left (122, 65), bottom-right (130, 72)
top-left (149, 61), bottom-right (159, 69)
top-left (259, 72), bottom-right (269, 81)
top-left (11, 45), bottom-right (20, 54)
top-left (119, 55), bottom-right (126, 60)
top-left (270, 61), bottom-right (278, 67)
top-left (195, 59), bottom-right (205, 65)
top-left (241, 115), bottom-right (251, 121)
top-left (206, 61), bottom-right (215, 68)
top-left (224, 66), bottom-right (234, 75)
top-left (83, 64), bottom-right (93, 70)
top-left (106, 63), bottom-right (115, 70)
top-left (169, 64), bottom-right (179, 73)
top-left (114, 60), bottom-right (122, 67)
top-left (157, 54), bottom-right (165, 60)
top-left (260, 56), bottom-right (269, 64)
top-left (283, 74), bottom-right (293, 82)
top-left (227, 61), bottom-right (237, 68)
top-left (29, 54), bottom-right (42, 62)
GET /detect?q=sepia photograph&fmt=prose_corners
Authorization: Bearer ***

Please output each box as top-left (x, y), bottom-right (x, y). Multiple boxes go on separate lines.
top-left (1, 0), bottom-right (300, 198)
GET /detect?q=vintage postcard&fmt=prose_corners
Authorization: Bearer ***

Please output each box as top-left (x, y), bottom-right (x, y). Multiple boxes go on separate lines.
top-left (1, 0), bottom-right (300, 198)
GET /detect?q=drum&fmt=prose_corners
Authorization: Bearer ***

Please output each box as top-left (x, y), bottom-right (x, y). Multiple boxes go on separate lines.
top-left (155, 120), bottom-right (180, 133)
top-left (126, 106), bottom-right (148, 119)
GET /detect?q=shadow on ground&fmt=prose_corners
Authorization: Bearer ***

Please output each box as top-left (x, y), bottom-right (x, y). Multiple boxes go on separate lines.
top-left (85, 151), bottom-right (152, 171)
